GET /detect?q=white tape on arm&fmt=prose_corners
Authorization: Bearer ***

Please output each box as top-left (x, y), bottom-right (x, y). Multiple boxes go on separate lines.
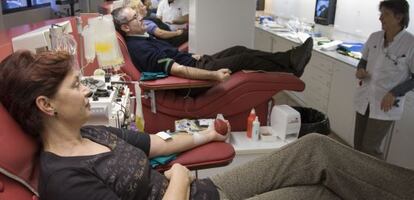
top-left (156, 131), bottom-right (172, 141)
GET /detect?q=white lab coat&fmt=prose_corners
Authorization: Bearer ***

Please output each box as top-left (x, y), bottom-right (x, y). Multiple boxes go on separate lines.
top-left (156, 0), bottom-right (189, 30)
top-left (354, 30), bottom-right (414, 120)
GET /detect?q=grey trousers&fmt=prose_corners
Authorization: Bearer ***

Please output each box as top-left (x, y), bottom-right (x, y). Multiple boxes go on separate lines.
top-left (354, 107), bottom-right (394, 159)
top-left (210, 134), bottom-right (414, 200)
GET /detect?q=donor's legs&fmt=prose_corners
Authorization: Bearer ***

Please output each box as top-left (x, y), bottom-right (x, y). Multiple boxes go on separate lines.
top-left (211, 134), bottom-right (414, 200)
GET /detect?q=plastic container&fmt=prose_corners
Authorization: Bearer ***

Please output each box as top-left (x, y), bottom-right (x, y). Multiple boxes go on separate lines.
top-left (246, 108), bottom-right (256, 138)
top-left (252, 116), bottom-right (260, 141)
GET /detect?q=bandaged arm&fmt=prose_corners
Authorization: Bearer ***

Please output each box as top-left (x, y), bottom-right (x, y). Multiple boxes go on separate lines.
top-left (148, 129), bottom-right (213, 158)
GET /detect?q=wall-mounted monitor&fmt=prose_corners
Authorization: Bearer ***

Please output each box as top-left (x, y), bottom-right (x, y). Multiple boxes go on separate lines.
top-left (314, 0), bottom-right (337, 25)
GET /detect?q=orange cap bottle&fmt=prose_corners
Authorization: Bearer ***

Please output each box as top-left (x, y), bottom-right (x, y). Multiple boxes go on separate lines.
top-left (246, 108), bottom-right (256, 138)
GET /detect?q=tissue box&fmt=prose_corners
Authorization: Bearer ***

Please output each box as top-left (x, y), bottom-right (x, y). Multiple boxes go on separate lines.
top-left (270, 105), bottom-right (301, 140)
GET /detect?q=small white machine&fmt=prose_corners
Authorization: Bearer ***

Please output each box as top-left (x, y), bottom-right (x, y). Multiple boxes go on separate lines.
top-left (84, 76), bottom-right (132, 128)
top-left (270, 105), bottom-right (301, 141)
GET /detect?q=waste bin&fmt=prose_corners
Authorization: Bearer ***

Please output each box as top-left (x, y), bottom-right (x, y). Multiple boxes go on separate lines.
top-left (292, 106), bottom-right (330, 138)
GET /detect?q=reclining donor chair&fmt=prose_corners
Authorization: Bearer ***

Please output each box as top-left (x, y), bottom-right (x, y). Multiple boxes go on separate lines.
top-left (116, 33), bottom-right (306, 134)
top-left (0, 103), bottom-right (235, 199)
top-left (0, 16), bottom-right (235, 200)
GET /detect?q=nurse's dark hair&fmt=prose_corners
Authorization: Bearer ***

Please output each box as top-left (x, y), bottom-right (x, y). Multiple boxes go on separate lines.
top-left (0, 50), bottom-right (73, 138)
top-left (380, 0), bottom-right (410, 28)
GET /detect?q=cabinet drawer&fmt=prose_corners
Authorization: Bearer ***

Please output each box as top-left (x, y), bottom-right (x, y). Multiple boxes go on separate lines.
top-left (272, 36), bottom-right (297, 53)
top-left (306, 82), bottom-right (330, 98)
top-left (306, 67), bottom-right (332, 88)
top-left (309, 55), bottom-right (333, 75)
top-left (304, 86), bottom-right (329, 106)
top-left (254, 28), bottom-right (273, 52)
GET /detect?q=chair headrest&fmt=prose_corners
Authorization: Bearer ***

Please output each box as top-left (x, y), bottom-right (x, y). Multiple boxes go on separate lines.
top-left (116, 32), bottom-right (141, 81)
top-left (0, 104), bottom-right (39, 195)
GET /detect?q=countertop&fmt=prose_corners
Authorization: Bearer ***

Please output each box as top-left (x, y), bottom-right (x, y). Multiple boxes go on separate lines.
top-left (256, 23), bottom-right (360, 67)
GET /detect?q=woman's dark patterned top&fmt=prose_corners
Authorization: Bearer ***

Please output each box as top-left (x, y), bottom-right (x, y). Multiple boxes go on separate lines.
top-left (39, 126), bottom-right (219, 200)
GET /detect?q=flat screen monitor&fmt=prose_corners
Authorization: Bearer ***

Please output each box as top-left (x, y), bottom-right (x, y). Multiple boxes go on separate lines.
top-left (314, 0), bottom-right (336, 25)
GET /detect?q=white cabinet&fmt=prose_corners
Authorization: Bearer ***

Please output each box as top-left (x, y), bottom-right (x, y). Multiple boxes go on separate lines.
top-left (257, 29), bottom-right (357, 146)
top-left (254, 28), bottom-right (273, 52)
top-left (327, 61), bottom-right (358, 145)
top-left (387, 92), bottom-right (414, 170)
top-left (272, 35), bottom-right (297, 53)
top-left (301, 52), bottom-right (333, 114)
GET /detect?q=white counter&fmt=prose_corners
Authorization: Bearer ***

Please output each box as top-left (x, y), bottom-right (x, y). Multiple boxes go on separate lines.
top-left (197, 131), bottom-right (295, 178)
top-left (255, 23), bottom-right (359, 67)
top-left (230, 131), bottom-right (295, 155)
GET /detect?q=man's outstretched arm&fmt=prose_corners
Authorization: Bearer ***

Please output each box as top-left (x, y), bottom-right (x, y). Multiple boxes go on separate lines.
top-left (170, 62), bottom-right (231, 82)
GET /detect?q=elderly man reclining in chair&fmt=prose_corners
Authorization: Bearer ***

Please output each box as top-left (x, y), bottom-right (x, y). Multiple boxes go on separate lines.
top-left (112, 7), bottom-right (313, 83)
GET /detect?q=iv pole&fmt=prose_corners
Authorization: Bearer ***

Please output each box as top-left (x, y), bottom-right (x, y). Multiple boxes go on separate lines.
top-left (76, 16), bottom-right (86, 75)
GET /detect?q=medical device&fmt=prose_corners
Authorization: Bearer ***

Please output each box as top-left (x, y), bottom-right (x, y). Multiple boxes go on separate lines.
top-left (270, 105), bottom-right (301, 141)
top-left (84, 76), bottom-right (132, 128)
top-left (82, 15), bottom-right (124, 70)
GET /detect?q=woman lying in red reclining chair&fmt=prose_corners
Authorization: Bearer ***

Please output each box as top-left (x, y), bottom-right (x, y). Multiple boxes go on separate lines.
top-left (1, 51), bottom-right (413, 200)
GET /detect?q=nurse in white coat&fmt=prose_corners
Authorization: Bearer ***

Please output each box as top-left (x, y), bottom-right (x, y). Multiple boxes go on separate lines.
top-left (354, 0), bottom-right (414, 159)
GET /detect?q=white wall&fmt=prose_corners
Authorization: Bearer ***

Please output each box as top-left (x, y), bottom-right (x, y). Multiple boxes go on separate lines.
top-left (269, 0), bottom-right (414, 39)
top-left (189, 0), bottom-right (256, 54)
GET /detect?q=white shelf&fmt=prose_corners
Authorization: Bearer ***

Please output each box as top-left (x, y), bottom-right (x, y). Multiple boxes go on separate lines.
top-left (230, 131), bottom-right (295, 155)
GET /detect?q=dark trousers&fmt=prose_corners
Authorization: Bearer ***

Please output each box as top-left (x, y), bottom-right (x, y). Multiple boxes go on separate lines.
top-left (354, 106), bottom-right (394, 159)
top-left (195, 46), bottom-right (293, 73)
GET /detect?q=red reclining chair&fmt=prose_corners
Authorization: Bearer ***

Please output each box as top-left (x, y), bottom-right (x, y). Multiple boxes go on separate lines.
top-left (0, 105), bottom-right (39, 200)
top-left (74, 14), bottom-right (235, 173)
top-left (116, 34), bottom-right (306, 134)
top-left (0, 103), bottom-right (234, 199)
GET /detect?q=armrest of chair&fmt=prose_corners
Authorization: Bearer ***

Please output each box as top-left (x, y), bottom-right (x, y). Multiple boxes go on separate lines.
top-left (155, 142), bottom-right (235, 172)
top-left (139, 76), bottom-right (217, 90)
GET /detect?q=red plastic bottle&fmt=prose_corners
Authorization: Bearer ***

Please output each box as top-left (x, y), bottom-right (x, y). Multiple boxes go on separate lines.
top-left (246, 108), bottom-right (256, 138)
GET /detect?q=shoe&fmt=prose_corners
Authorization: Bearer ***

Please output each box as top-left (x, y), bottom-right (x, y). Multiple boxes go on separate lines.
top-left (290, 37), bottom-right (313, 77)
